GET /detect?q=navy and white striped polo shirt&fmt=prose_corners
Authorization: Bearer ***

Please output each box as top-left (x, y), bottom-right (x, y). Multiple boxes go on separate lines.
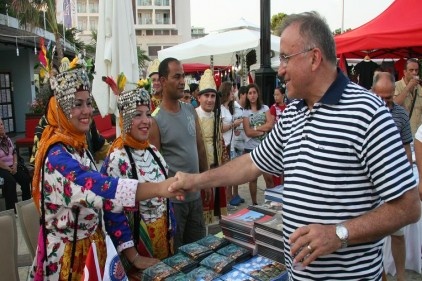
top-left (390, 103), bottom-right (413, 145)
top-left (251, 71), bottom-right (416, 280)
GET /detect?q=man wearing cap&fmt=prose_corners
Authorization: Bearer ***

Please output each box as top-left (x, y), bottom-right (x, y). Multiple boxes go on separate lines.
top-left (150, 57), bottom-right (209, 250)
top-left (147, 59), bottom-right (162, 112)
top-left (196, 69), bottom-right (228, 218)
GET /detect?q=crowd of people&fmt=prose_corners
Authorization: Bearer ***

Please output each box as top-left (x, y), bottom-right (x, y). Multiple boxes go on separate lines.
top-left (2, 11), bottom-right (421, 281)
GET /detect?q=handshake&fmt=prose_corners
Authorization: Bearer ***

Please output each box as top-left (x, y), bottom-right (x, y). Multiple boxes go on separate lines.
top-left (163, 172), bottom-right (198, 201)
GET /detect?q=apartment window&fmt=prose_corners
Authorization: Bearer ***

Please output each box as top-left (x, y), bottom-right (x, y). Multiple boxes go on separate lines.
top-left (138, 12), bottom-right (152, 25)
top-left (78, 17), bottom-right (88, 31)
top-left (148, 46), bottom-right (162, 56)
top-left (138, 0), bottom-right (152, 6)
top-left (90, 17), bottom-right (98, 31)
top-left (171, 30), bottom-right (178, 35)
top-left (77, 0), bottom-right (86, 13)
top-left (89, 1), bottom-right (99, 13)
top-left (156, 12), bottom-right (170, 24)
top-left (154, 0), bottom-right (169, 6)
top-left (153, 30), bottom-right (169, 36)
top-left (146, 30), bottom-right (153, 36)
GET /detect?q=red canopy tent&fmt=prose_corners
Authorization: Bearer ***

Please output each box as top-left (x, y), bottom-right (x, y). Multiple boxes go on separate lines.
top-left (182, 63), bottom-right (230, 74)
top-left (335, 0), bottom-right (422, 59)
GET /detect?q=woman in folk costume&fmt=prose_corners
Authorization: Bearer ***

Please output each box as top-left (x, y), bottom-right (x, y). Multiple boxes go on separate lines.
top-left (195, 69), bottom-right (227, 224)
top-left (100, 77), bottom-right (176, 273)
top-left (29, 57), bottom-right (179, 281)
top-left (147, 59), bottom-right (162, 112)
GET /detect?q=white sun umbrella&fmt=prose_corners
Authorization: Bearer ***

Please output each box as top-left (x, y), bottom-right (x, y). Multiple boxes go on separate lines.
top-left (157, 18), bottom-right (280, 66)
top-left (91, 0), bottom-right (139, 136)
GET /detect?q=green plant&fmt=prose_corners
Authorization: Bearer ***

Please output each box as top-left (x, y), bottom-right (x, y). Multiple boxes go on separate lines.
top-left (29, 83), bottom-right (51, 114)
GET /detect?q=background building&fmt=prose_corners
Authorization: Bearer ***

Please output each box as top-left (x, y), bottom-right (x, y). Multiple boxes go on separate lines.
top-left (69, 0), bottom-right (194, 58)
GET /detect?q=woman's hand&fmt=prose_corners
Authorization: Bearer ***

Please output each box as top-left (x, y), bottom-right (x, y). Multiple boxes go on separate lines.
top-left (233, 118), bottom-right (243, 128)
top-left (132, 255), bottom-right (160, 270)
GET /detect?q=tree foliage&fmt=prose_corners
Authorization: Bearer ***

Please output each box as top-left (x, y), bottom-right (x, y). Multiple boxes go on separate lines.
top-left (84, 30), bottom-right (98, 58)
top-left (11, 0), bottom-right (64, 60)
top-left (271, 13), bottom-right (288, 36)
top-left (64, 27), bottom-right (86, 54)
top-left (137, 47), bottom-right (151, 70)
top-left (333, 28), bottom-right (352, 35)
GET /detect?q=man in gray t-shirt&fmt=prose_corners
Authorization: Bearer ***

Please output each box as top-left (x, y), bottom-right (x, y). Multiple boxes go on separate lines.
top-left (150, 57), bottom-right (209, 250)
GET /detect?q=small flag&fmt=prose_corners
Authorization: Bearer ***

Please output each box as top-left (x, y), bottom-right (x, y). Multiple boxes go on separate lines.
top-left (82, 242), bottom-right (102, 281)
top-left (103, 235), bottom-right (128, 281)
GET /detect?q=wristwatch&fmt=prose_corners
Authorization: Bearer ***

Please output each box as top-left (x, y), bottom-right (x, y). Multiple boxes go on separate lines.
top-left (335, 223), bottom-right (349, 248)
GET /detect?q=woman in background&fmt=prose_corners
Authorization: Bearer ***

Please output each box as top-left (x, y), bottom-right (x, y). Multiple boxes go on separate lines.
top-left (243, 83), bottom-right (274, 205)
top-left (219, 81), bottom-right (243, 208)
top-left (268, 86), bottom-right (287, 186)
top-left (0, 119), bottom-right (31, 211)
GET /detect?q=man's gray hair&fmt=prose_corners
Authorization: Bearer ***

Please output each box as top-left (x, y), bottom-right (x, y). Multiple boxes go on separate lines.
top-left (278, 11), bottom-right (337, 65)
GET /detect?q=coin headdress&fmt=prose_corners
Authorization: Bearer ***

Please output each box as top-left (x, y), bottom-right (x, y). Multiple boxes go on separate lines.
top-left (49, 55), bottom-right (91, 119)
top-left (102, 74), bottom-right (151, 133)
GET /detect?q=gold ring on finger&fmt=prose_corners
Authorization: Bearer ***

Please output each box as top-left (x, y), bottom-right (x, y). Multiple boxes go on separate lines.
top-left (307, 244), bottom-right (313, 252)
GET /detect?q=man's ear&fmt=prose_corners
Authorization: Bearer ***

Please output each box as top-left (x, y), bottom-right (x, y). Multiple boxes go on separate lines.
top-left (311, 48), bottom-right (323, 71)
top-left (159, 76), bottom-right (166, 86)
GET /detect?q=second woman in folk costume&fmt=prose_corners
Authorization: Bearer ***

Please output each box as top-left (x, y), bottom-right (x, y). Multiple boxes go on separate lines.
top-left (101, 76), bottom-right (176, 273)
top-left (29, 57), bottom-right (179, 281)
top-left (196, 69), bottom-right (227, 223)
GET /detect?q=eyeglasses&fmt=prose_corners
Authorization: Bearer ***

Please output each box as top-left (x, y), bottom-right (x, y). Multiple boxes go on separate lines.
top-left (279, 48), bottom-right (315, 67)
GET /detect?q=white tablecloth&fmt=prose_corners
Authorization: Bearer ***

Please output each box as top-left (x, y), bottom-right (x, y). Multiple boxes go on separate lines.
top-left (383, 202), bottom-right (422, 275)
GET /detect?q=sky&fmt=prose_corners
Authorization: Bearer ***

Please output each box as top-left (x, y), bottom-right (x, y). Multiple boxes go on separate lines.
top-left (190, 0), bottom-right (395, 33)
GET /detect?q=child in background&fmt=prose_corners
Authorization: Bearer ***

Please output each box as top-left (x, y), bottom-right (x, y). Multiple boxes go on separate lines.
top-left (269, 85), bottom-right (287, 186)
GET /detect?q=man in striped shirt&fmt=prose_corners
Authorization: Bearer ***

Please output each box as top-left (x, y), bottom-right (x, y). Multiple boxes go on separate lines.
top-left (169, 12), bottom-right (421, 280)
top-left (372, 71), bottom-right (412, 281)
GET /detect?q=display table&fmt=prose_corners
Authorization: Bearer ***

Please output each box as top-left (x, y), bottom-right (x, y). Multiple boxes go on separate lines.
top-left (383, 206), bottom-right (422, 275)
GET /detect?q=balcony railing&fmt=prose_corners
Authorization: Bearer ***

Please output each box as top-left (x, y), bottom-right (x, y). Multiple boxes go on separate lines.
top-left (155, 18), bottom-right (170, 25)
top-left (138, 18), bottom-right (153, 25)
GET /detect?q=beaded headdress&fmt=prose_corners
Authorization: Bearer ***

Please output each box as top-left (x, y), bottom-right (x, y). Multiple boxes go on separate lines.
top-left (147, 59), bottom-right (160, 77)
top-left (103, 74), bottom-right (151, 133)
top-left (199, 69), bottom-right (217, 94)
top-left (49, 55), bottom-right (91, 119)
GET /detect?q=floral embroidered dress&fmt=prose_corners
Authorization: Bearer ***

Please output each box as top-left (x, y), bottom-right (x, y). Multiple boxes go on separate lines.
top-left (29, 143), bottom-right (138, 281)
top-left (101, 145), bottom-right (170, 261)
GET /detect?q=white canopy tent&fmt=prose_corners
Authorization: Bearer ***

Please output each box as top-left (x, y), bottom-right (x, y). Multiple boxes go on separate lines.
top-left (91, 0), bottom-right (139, 118)
top-left (157, 18), bottom-right (280, 66)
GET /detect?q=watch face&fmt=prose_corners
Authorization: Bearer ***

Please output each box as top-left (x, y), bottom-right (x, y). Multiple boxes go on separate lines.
top-left (336, 225), bottom-right (348, 240)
